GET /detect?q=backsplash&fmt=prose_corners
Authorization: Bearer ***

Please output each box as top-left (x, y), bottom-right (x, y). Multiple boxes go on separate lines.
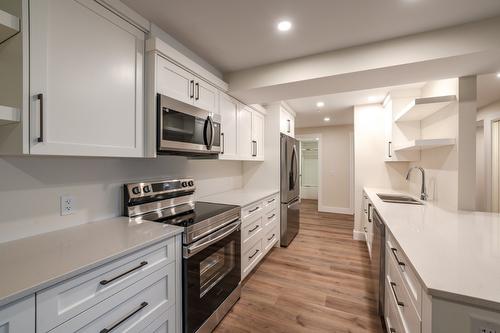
top-left (0, 156), bottom-right (243, 243)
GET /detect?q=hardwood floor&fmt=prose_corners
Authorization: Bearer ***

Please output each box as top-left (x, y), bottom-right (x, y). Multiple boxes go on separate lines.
top-left (214, 199), bottom-right (384, 333)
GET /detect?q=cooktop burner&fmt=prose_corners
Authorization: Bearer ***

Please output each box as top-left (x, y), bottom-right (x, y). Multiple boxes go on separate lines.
top-left (153, 201), bottom-right (239, 227)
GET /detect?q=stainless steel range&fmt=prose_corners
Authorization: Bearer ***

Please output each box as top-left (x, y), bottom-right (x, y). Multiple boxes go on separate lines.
top-left (124, 179), bottom-right (241, 333)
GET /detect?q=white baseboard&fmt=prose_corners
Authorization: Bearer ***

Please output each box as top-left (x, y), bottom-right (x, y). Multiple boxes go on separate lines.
top-left (318, 205), bottom-right (353, 215)
top-left (352, 230), bottom-right (365, 241)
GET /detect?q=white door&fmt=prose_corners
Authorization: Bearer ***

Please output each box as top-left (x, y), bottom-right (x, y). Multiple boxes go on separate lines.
top-left (194, 80), bottom-right (218, 113)
top-left (251, 111), bottom-right (264, 160)
top-left (157, 56), bottom-right (194, 106)
top-left (0, 296), bottom-right (35, 332)
top-left (29, 0), bottom-right (145, 157)
top-left (219, 93), bottom-right (238, 160)
top-left (237, 106), bottom-right (252, 159)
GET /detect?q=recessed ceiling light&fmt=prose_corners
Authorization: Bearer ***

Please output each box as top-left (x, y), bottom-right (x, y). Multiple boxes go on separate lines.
top-left (324, 117), bottom-right (330, 122)
top-left (315, 138), bottom-right (319, 141)
top-left (277, 20), bottom-right (292, 32)
top-left (497, 72), bottom-right (500, 78)
top-left (316, 101), bottom-right (325, 108)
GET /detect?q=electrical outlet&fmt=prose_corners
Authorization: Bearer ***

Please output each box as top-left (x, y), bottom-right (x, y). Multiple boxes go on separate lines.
top-left (471, 317), bottom-right (500, 333)
top-left (60, 195), bottom-right (75, 216)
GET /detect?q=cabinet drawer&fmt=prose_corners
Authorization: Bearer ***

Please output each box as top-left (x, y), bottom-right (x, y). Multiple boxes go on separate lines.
top-left (143, 306), bottom-right (176, 333)
top-left (385, 278), bottom-right (405, 333)
top-left (37, 240), bottom-right (174, 332)
top-left (50, 262), bottom-right (176, 333)
top-left (386, 232), bottom-right (422, 314)
top-left (242, 215), bottom-right (263, 250)
top-left (242, 239), bottom-right (263, 278)
top-left (386, 252), bottom-right (421, 333)
top-left (263, 208), bottom-right (278, 228)
top-left (241, 201), bottom-right (263, 220)
top-left (263, 195), bottom-right (278, 212)
top-left (263, 224), bottom-right (279, 253)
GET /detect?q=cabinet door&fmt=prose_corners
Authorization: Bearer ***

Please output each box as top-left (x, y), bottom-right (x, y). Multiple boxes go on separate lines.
top-left (157, 56), bottom-right (194, 106)
top-left (219, 93), bottom-right (238, 160)
top-left (29, 0), bottom-right (144, 157)
top-left (289, 115), bottom-right (295, 137)
top-left (280, 108), bottom-right (293, 136)
top-left (237, 106), bottom-right (252, 159)
top-left (383, 100), bottom-right (395, 161)
top-left (194, 80), bottom-right (218, 113)
top-left (0, 296), bottom-right (35, 332)
top-left (251, 110), bottom-right (264, 160)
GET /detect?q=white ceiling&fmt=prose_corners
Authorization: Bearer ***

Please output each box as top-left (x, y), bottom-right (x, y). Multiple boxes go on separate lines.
top-left (290, 83), bottom-right (425, 128)
top-left (122, 0), bottom-right (500, 73)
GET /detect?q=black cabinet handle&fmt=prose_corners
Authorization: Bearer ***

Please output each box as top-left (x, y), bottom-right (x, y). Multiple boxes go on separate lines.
top-left (390, 282), bottom-right (405, 307)
top-left (221, 133), bottom-right (225, 154)
top-left (190, 80), bottom-right (194, 99)
top-left (99, 261), bottom-right (147, 286)
top-left (249, 206), bottom-right (259, 213)
top-left (267, 234), bottom-right (275, 241)
top-left (388, 141), bottom-right (392, 158)
top-left (249, 225), bottom-right (259, 233)
top-left (268, 214), bottom-right (276, 220)
top-left (100, 301), bottom-right (148, 333)
top-left (391, 248), bottom-right (406, 267)
top-left (287, 119), bottom-right (291, 133)
top-left (251, 140), bottom-right (257, 157)
top-left (195, 82), bottom-right (200, 100)
top-left (37, 93), bottom-right (44, 143)
top-left (267, 198), bottom-right (275, 204)
top-left (248, 249), bottom-right (259, 259)
top-left (367, 203), bottom-right (372, 223)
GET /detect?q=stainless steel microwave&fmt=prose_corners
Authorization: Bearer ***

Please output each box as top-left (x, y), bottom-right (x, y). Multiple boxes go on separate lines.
top-left (157, 94), bottom-right (221, 156)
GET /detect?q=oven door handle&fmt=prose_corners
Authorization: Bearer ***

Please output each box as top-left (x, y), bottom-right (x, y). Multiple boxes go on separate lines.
top-left (184, 220), bottom-right (241, 259)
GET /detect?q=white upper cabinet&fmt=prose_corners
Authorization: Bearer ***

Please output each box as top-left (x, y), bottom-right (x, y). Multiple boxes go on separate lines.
top-left (280, 107), bottom-right (295, 137)
top-left (251, 111), bottom-right (264, 160)
top-left (238, 105), bottom-right (253, 159)
top-left (219, 93), bottom-right (238, 159)
top-left (157, 56), bottom-right (194, 106)
top-left (194, 80), bottom-right (218, 114)
top-left (29, 0), bottom-right (145, 157)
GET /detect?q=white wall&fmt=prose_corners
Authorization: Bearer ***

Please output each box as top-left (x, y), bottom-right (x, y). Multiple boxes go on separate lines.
top-left (296, 125), bottom-right (354, 214)
top-left (354, 104), bottom-right (409, 232)
top-left (476, 122), bottom-right (486, 211)
top-left (0, 156), bottom-right (242, 243)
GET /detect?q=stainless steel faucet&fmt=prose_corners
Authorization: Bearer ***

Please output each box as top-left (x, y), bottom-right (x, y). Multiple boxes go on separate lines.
top-left (406, 167), bottom-right (427, 201)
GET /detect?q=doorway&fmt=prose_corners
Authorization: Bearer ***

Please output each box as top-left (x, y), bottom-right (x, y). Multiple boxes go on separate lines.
top-left (298, 138), bottom-right (320, 200)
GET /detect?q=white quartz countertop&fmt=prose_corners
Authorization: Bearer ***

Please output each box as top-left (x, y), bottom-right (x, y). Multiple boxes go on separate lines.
top-left (200, 188), bottom-right (279, 207)
top-left (364, 187), bottom-right (500, 310)
top-left (0, 217), bottom-right (182, 307)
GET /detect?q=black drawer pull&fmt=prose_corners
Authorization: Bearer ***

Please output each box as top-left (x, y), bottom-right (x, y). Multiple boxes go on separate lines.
top-left (267, 234), bottom-right (275, 241)
top-left (100, 261), bottom-right (148, 286)
top-left (267, 198), bottom-right (275, 204)
top-left (268, 214), bottom-right (276, 220)
top-left (248, 225), bottom-right (259, 233)
top-left (100, 301), bottom-right (148, 333)
top-left (391, 248), bottom-right (406, 267)
top-left (248, 206), bottom-right (259, 213)
top-left (248, 249), bottom-right (259, 259)
top-left (390, 282), bottom-right (404, 307)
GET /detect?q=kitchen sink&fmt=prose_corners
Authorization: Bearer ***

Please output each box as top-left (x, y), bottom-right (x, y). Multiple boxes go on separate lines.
top-left (376, 193), bottom-right (423, 205)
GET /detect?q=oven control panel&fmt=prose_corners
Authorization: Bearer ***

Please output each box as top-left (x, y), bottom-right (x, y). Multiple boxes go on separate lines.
top-left (125, 178), bottom-right (196, 200)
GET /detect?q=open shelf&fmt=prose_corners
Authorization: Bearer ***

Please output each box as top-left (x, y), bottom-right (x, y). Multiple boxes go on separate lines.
top-left (0, 105), bottom-right (20, 125)
top-left (0, 9), bottom-right (20, 44)
top-left (393, 138), bottom-right (456, 152)
top-left (395, 95), bottom-right (456, 122)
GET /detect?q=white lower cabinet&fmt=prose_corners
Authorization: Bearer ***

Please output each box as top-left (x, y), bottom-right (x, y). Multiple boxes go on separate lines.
top-left (241, 193), bottom-right (280, 279)
top-left (0, 296), bottom-right (35, 333)
top-left (0, 235), bottom-right (181, 333)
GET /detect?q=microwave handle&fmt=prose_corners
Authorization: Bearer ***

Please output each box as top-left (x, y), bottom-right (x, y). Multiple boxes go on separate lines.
top-left (203, 116), bottom-right (214, 150)
top-left (209, 116), bottom-right (215, 148)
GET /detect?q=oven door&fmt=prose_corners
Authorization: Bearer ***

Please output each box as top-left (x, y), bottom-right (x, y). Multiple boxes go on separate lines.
top-left (157, 94), bottom-right (221, 154)
top-left (182, 221), bottom-right (241, 333)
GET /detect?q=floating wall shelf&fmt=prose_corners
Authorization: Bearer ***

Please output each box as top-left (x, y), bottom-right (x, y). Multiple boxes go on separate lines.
top-left (0, 9), bottom-right (19, 44)
top-left (0, 105), bottom-right (21, 125)
top-left (395, 95), bottom-right (457, 123)
top-left (393, 138), bottom-right (456, 152)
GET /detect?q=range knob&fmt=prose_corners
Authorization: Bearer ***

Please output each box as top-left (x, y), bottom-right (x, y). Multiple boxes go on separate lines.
top-left (188, 181), bottom-right (194, 187)
top-left (131, 186), bottom-right (141, 195)
top-left (143, 185), bottom-right (151, 193)
top-left (181, 181), bottom-right (188, 188)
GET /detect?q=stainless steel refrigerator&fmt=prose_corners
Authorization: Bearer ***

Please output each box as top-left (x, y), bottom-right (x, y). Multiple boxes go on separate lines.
top-left (280, 133), bottom-right (300, 247)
